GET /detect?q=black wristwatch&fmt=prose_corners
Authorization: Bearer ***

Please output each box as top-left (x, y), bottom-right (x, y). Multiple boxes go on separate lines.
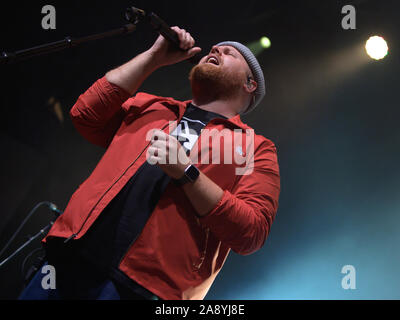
top-left (174, 164), bottom-right (200, 186)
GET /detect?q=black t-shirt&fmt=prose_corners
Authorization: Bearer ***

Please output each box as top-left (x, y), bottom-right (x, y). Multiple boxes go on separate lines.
top-left (45, 103), bottom-right (227, 299)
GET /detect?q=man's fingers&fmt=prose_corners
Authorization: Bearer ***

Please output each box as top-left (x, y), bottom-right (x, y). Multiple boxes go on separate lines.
top-left (148, 146), bottom-right (156, 156)
top-left (147, 146), bottom-right (161, 165)
top-left (151, 140), bottom-right (166, 151)
top-left (176, 28), bottom-right (186, 49)
top-left (189, 35), bottom-right (195, 49)
top-left (184, 32), bottom-right (196, 50)
top-left (170, 26), bottom-right (196, 50)
top-left (148, 145), bottom-right (168, 165)
top-left (185, 33), bottom-right (193, 50)
top-left (150, 134), bottom-right (181, 157)
top-left (187, 47), bottom-right (202, 57)
top-left (151, 129), bottom-right (168, 142)
top-left (152, 26), bottom-right (200, 66)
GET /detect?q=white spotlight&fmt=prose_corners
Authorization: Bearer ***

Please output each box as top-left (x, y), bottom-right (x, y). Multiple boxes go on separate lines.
top-left (365, 36), bottom-right (388, 60)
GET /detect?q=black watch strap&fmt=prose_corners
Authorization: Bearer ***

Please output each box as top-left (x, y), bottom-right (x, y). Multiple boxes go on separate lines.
top-left (173, 164), bottom-right (200, 186)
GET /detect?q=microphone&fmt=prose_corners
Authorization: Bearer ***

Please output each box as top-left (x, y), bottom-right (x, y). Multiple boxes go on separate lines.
top-left (47, 202), bottom-right (63, 217)
top-left (125, 7), bottom-right (202, 64)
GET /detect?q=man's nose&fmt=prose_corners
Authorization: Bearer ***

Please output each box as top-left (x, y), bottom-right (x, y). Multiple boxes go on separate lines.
top-left (210, 45), bottom-right (221, 55)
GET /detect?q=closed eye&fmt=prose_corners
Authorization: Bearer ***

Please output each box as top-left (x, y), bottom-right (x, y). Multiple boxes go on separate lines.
top-left (224, 49), bottom-right (237, 58)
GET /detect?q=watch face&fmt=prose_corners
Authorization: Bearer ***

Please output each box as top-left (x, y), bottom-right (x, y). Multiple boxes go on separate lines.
top-left (185, 165), bottom-right (200, 181)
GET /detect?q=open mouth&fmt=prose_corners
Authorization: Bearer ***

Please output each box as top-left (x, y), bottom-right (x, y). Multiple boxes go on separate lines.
top-left (206, 56), bottom-right (219, 65)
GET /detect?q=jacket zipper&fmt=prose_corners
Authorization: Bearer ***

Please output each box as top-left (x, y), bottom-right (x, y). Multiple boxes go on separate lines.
top-left (64, 121), bottom-right (172, 243)
top-left (116, 118), bottom-right (181, 265)
top-left (193, 227), bottom-right (210, 271)
top-left (118, 118), bottom-right (213, 269)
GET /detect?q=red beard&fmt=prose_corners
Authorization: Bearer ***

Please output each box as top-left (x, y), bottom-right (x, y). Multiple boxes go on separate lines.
top-left (188, 63), bottom-right (244, 105)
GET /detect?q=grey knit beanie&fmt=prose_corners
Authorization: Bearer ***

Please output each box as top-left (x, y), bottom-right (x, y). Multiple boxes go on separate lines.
top-left (216, 41), bottom-right (266, 115)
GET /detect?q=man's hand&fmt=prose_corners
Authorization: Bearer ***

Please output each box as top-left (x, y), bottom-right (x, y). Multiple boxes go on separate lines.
top-left (106, 26), bottom-right (201, 95)
top-left (148, 26), bottom-right (202, 68)
top-left (147, 129), bottom-right (223, 217)
top-left (147, 130), bottom-right (224, 217)
top-left (147, 129), bottom-right (192, 179)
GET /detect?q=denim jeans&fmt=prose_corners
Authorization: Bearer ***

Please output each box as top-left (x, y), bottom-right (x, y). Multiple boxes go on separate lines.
top-left (18, 262), bottom-right (148, 300)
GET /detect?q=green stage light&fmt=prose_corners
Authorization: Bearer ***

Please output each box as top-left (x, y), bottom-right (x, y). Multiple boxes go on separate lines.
top-left (260, 37), bottom-right (271, 49)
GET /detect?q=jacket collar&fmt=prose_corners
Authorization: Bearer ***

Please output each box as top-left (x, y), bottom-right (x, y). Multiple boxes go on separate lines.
top-left (162, 98), bottom-right (251, 130)
top-left (181, 100), bottom-right (251, 130)
top-left (222, 113), bottom-right (251, 130)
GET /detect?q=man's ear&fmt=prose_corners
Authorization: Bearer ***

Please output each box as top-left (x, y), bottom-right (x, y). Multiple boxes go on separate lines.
top-left (244, 78), bottom-right (257, 94)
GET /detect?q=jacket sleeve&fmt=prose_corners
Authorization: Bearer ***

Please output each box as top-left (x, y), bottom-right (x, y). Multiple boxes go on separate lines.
top-left (199, 139), bottom-right (280, 255)
top-left (69, 76), bottom-right (132, 148)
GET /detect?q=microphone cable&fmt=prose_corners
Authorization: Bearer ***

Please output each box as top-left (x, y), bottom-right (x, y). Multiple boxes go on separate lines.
top-left (0, 201), bottom-right (61, 260)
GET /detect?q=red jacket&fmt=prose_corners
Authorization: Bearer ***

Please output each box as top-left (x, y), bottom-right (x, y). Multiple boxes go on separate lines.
top-left (44, 76), bottom-right (280, 300)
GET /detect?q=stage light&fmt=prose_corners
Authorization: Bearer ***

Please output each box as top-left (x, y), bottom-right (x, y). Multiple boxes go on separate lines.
top-left (365, 36), bottom-right (388, 60)
top-left (260, 37), bottom-right (271, 48)
top-left (246, 37), bottom-right (271, 57)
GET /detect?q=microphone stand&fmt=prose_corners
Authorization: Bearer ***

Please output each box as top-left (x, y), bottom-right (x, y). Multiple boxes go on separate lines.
top-left (0, 24), bottom-right (137, 65)
top-left (0, 6), bottom-right (200, 66)
top-left (0, 221), bottom-right (54, 268)
top-left (0, 201), bottom-right (62, 269)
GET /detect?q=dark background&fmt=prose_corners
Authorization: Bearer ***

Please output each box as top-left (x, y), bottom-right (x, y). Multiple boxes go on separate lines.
top-left (0, 0), bottom-right (399, 299)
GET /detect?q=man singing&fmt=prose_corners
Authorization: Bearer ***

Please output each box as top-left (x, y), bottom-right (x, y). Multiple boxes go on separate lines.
top-left (21, 27), bottom-right (280, 300)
